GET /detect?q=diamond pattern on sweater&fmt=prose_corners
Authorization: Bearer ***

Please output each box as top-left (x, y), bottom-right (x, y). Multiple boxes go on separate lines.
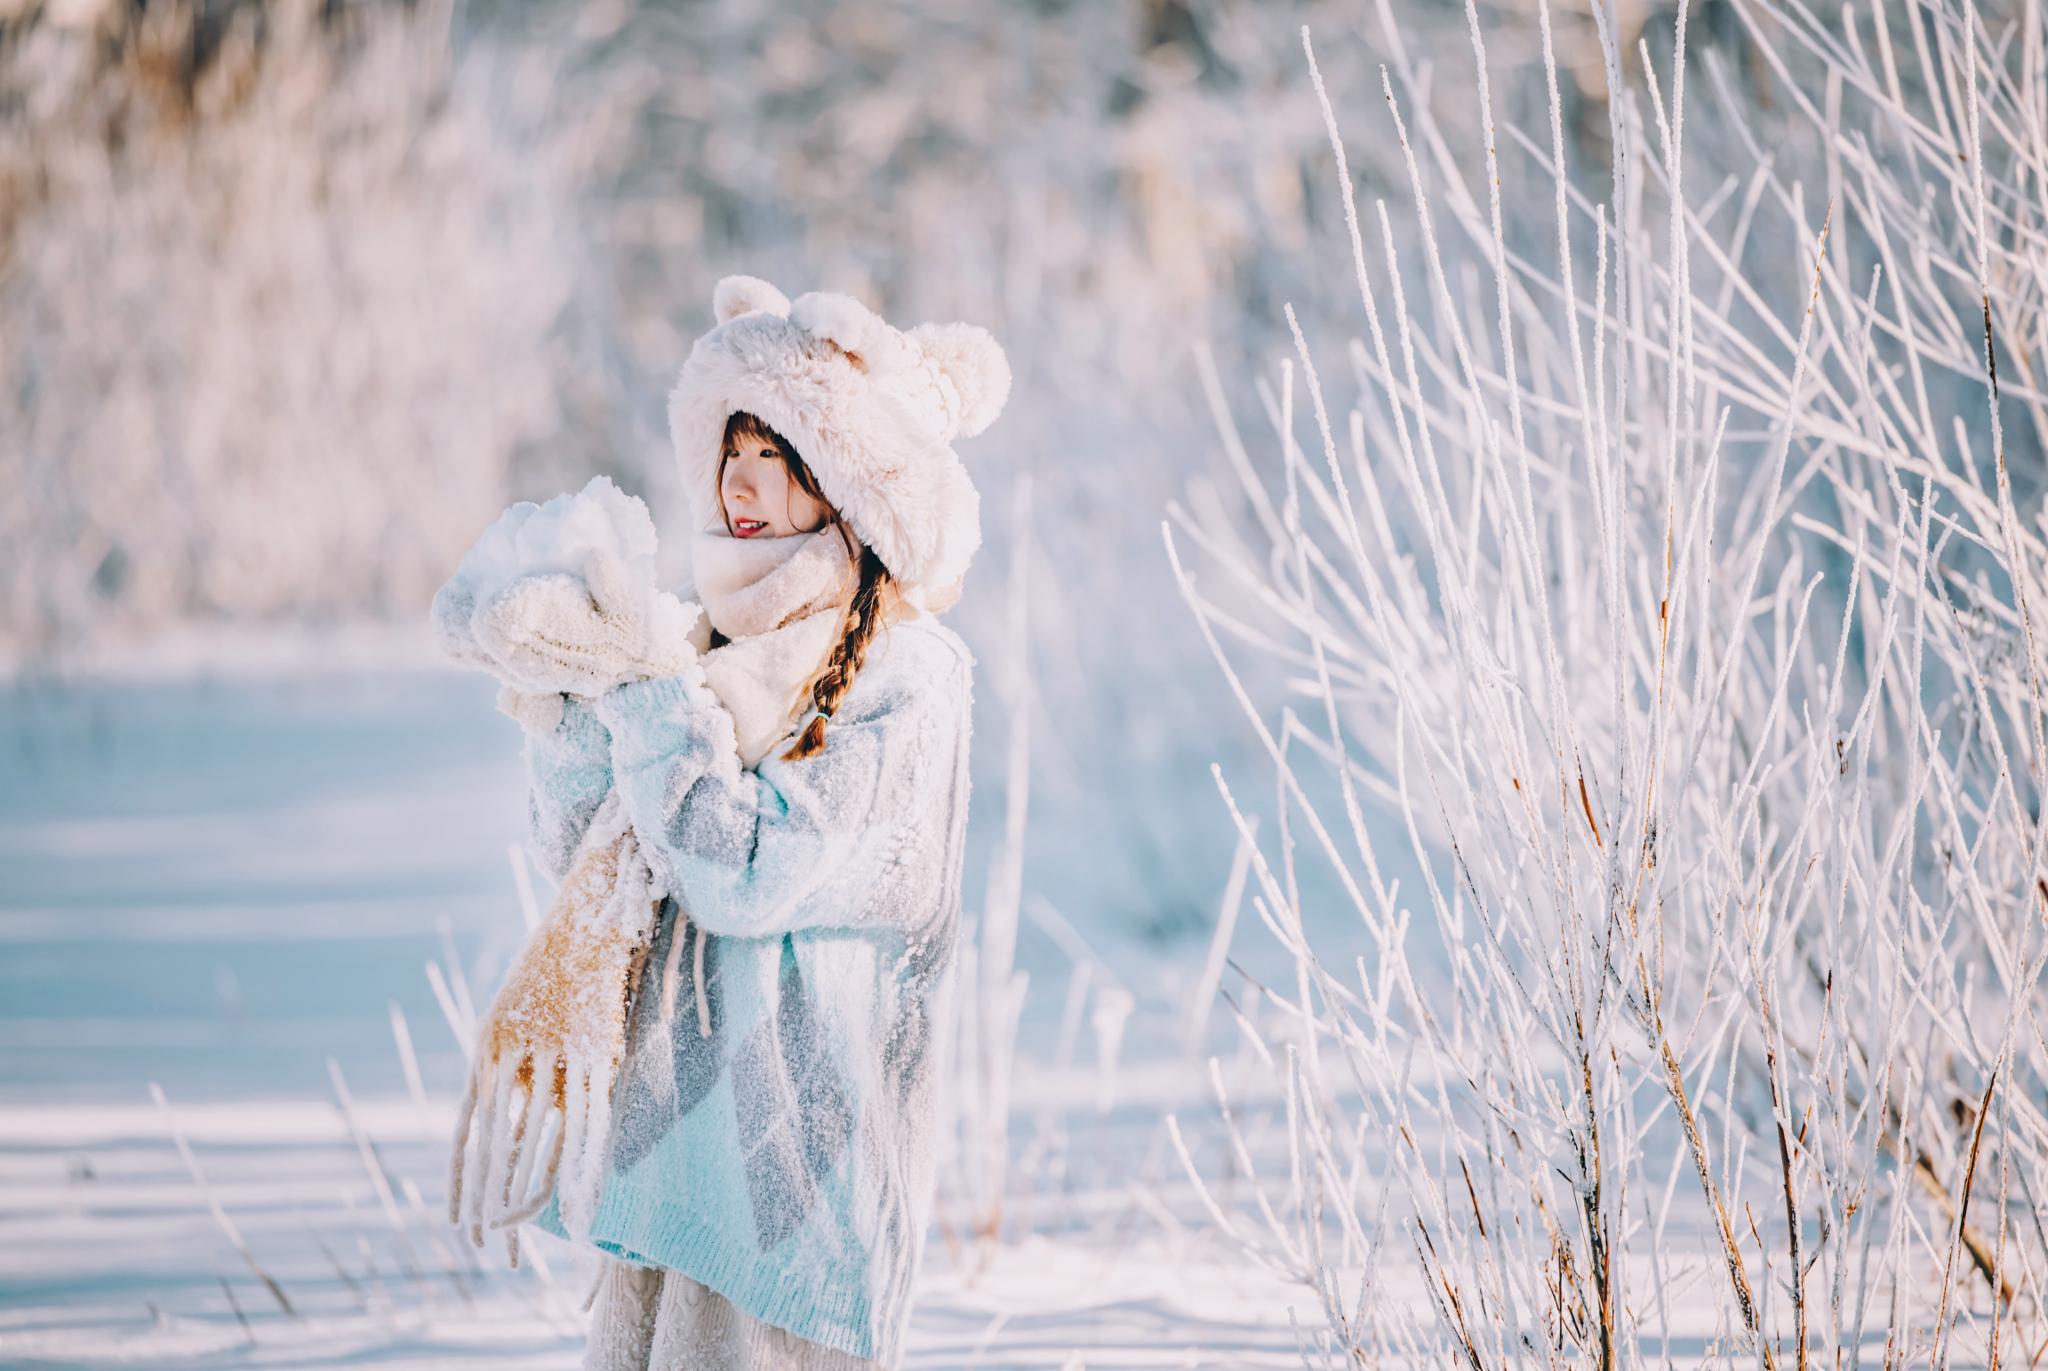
top-left (611, 908), bottom-right (726, 1178)
top-left (733, 938), bottom-right (857, 1250)
top-left (611, 906), bottom-right (855, 1253)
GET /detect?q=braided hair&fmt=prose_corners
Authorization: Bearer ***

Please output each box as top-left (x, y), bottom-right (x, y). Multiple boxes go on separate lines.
top-left (713, 410), bottom-right (903, 761)
top-left (781, 542), bottom-right (899, 760)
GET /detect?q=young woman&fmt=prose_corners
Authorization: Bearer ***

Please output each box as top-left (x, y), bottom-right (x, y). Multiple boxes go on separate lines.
top-left (454, 275), bottom-right (1010, 1371)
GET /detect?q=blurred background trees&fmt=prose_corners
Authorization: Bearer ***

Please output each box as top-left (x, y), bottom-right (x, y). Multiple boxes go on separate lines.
top-left (3, 0), bottom-right (2029, 963)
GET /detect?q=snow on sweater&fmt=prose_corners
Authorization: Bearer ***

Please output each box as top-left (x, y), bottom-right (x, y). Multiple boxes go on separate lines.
top-left (523, 613), bottom-right (975, 1369)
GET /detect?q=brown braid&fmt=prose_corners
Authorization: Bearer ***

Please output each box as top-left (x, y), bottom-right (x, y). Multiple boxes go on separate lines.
top-left (781, 541), bottom-right (898, 761)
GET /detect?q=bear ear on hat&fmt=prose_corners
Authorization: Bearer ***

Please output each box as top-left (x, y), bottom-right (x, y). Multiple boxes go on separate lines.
top-left (908, 321), bottom-right (1011, 439)
top-left (713, 275), bottom-right (792, 324)
top-left (790, 291), bottom-right (918, 374)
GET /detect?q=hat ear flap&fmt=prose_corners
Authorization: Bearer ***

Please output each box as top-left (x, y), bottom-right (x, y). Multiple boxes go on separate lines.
top-left (713, 275), bottom-right (792, 324)
top-left (790, 291), bottom-right (918, 374)
top-left (908, 322), bottom-right (1011, 439)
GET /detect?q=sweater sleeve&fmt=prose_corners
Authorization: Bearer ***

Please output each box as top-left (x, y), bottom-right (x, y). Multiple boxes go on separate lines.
top-left (522, 694), bottom-right (615, 882)
top-left (589, 655), bottom-right (964, 940)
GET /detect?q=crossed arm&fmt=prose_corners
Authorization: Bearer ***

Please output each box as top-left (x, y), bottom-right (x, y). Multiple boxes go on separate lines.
top-left (519, 657), bottom-right (965, 939)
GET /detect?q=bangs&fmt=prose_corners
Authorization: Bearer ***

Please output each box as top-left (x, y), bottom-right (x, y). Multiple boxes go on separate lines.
top-left (723, 410), bottom-right (788, 454)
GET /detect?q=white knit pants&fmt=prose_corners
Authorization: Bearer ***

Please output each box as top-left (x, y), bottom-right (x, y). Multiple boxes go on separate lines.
top-left (581, 1255), bottom-right (883, 1371)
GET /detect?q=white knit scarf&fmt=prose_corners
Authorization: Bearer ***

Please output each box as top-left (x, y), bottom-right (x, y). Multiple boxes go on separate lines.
top-left (688, 522), bottom-right (859, 767)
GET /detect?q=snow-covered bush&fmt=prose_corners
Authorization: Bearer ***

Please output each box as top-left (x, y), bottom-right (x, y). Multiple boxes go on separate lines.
top-left (1168, 0), bottom-right (2048, 1362)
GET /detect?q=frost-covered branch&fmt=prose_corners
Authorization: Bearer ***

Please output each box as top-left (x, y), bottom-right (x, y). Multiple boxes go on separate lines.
top-left (1171, 2), bottom-right (2048, 1363)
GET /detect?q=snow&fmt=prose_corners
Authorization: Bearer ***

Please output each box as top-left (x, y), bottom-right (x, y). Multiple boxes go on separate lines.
top-left (0, 664), bottom-right (1318, 1368)
top-left (443, 478), bottom-right (662, 614)
top-left (0, 659), bottom-right (1985, 1367)
top-left (430, 475), bottom-right (700, 702)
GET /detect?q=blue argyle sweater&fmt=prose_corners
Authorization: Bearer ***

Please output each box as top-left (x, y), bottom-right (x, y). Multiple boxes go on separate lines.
top-left (524, 615), bottom-right (975, 1368)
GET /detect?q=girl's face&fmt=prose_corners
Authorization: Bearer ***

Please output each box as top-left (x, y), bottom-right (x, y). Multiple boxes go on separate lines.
top-left (720, 429), bottom-right (831, 539)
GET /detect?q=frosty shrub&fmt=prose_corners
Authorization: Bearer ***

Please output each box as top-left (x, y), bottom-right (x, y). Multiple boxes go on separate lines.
top-left (0, 0), bottom-right (599, 663)
top-left (1166, 0), bottom-right (2048, 1363)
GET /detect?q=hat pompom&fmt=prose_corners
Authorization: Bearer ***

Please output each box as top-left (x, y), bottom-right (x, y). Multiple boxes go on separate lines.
top-left (713, 275), bottom-right (792, 324)
top-left (909, 321), bottom-right (1011, 438)
top-left (790, 291), bottom-right (918, 374)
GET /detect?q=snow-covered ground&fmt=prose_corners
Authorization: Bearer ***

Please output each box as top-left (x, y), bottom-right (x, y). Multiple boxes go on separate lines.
top-left (0, 654), bottom-right (1320, 1368)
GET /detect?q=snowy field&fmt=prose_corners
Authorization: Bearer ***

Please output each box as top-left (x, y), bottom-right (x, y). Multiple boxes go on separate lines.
top-left (5, 651), bottom-right (1984, 1370)
top-left (0, 645), bottom-right (1327, 1369)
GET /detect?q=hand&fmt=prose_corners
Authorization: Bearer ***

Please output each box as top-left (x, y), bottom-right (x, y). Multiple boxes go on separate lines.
top-left (472, 548), bottom-right (703, 698)
top-left (447, 793), bottom-right (661, 1259)
top-left (430, 497), bottom-right (546, 673)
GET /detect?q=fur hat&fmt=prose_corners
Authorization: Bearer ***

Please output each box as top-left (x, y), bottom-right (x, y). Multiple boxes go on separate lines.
top-left (667, 274), bottom-right (1011, 615)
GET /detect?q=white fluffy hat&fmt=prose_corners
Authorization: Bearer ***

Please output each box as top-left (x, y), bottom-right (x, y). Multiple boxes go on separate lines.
top-left (667, 274), bottom-right (1011, 614)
